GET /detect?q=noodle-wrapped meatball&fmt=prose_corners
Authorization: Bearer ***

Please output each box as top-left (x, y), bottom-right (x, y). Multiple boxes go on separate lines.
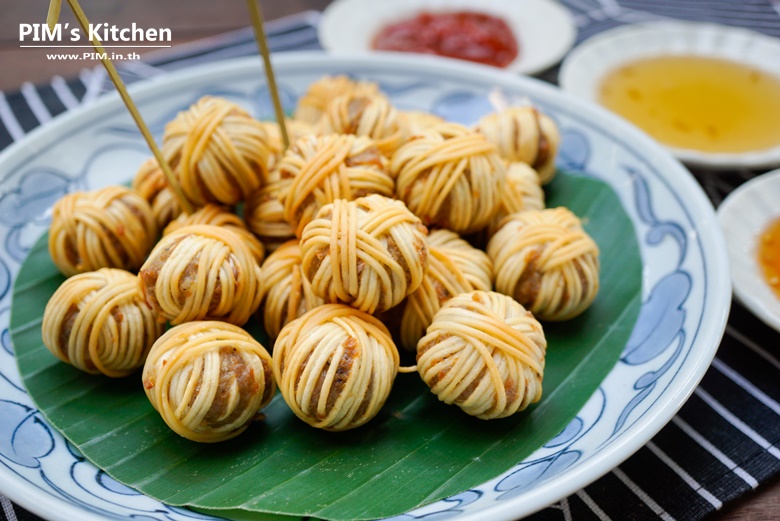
top-left (293, 75), bottom-right (379, 124)
top-left (273, 304), bottom-right (399, 431)
top-left (475, 106), bottom-right (560, 185)
top-left (243, 171), bottom-right (295, 252)
top-left (488, 208), bottom-right (600, 321)
top-left (139, 224), bottom-right (264, 326)
top-left (132, 158), bottom-right (182, 230)
top-left (399, 229), bottom-right (493, 351)
top-left (162, 96), bottom-right (273, 206)
top-left (315, 92), bottom-right (407, 156)
top-left (392, 123), bottom-right (506, 234)
top-left (417, 290), bottom-right (546, 419)
top-left (163, 203), bottom-right (265, 263)
top-left (142, 321), bottom-right (275, 442)
top-left (400, 110), bottom-right (445, 136)
top-left (301, 194), bottom-right (428, 314)
top-left (49, 186), bottom-right (157, 277)
top-left (258, 119), bottom-right (314, 169)
top-left (261, 240), bottom-right (323, 339)
top-left (488, 162), bottom-right (545, 236)
top-left (277, 134), bottom-right (394, 237)
top-left (42, 268), bottom-right (164, 377)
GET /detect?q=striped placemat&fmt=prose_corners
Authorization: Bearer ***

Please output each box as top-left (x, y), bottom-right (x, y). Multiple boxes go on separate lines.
top-left (1, 2), bottom-right (779, 521)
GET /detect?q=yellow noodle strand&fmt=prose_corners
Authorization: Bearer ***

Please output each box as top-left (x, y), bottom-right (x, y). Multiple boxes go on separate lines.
top-left (476, 106), bottom-right (560, 185)
top-left (42, 268), bottom-right (164, 377)
top-left (139, 224), bottom-right (264, 325)
top-left (273, 304), bottom-right (399, 431)
top-left (488, 208), bottom-right (600, 321)
top-left (49, 186), bottom-right (157, 277)
top-left (142, 321), bottom-right (274, 442)
top-left (300, 195), bottom-right (428, 314)
top-left (277, 134), bottom-right (394, 238)
top-left (417, 291), bottom-right (546, 419)
top-left (392, 123), bottom-right (506, 234)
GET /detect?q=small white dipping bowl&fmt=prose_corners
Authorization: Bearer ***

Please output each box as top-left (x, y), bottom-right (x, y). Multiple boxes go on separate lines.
top-left (718, 169), bottom-right (780, 331)
top-left (319, 0), bottom-right (577, 76)
top-left (560, 21), bottom-right (780, 170)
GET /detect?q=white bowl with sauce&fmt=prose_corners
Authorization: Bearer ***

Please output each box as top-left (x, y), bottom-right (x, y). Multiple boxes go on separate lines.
top-left (718, 169), bottom-right (780, 332)
top-left (319, 0), bottom-right (577, 75)
top-left (559, 22), bottom-right (780, 170)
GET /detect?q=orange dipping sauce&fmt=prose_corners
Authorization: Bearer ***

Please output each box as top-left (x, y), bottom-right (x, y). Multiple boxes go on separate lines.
top-left (758, 217), bottom-right (780, 299)
top-left (372, 11), bottom-right (519, 68)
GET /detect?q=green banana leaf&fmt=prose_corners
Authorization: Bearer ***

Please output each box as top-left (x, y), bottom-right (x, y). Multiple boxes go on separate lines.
top-left (11, 170), bottom-right (641, 520)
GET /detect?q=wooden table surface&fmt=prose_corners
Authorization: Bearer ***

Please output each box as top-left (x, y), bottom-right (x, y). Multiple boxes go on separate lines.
top-left (1, 0), bottom-right (778, 519)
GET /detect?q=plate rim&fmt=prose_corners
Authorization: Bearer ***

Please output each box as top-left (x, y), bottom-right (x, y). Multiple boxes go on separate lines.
top-left (0, 51), bottom-right (731, 521)
top-left (559, 20), bottom-right (780, 170)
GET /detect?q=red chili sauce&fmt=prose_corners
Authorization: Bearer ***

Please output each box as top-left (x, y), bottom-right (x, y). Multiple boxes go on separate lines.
top-left (372, 11), bottom-right (519, 68)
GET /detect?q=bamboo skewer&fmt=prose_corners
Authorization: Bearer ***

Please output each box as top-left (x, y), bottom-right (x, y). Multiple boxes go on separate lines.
top-left (245, 0), bottom-right (290, 150)
top-left (46, 0), bottom-right (61, 30)
top-left (47, 0), bottom-right (194, 215)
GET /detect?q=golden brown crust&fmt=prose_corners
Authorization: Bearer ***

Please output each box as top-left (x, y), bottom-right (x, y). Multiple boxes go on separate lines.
top-left (273, 304), bottom-right (399, 431)
top-left (416, 290), bottom-right (546, 419)
top-left (42, 268), bottom-right (164, 377)
top-left (142, 321), bottom-right (275, 442)
top-left (48, 186), bottom-right (158, 277)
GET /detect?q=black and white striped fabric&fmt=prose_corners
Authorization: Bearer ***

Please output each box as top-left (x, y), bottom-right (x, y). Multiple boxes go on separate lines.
top-left (1, 3), bottom-right (779, 521)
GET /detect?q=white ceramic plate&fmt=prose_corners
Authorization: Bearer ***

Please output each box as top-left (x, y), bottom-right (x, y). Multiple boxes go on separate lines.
top-left (0, 52), bottom-right (729, 521)
top-left (319, 0), bottom-right (576, 75)
top-left (718, 170), bottom-right (780, 331)
top-left (559, 21), bottom-right (780, 170)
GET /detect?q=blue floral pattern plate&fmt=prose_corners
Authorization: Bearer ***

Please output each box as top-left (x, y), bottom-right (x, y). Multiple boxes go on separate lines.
top-left (0, 53), bottom-right (730, 521)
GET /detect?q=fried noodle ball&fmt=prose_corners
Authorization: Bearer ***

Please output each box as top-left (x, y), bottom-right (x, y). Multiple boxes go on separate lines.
top-left (300, 194), bottom-right (428, 314)
top-left (488, 207), bottom-right (600, 321)
top-left (488, 161), bottom-right (545, 236)
top-left (139, 224), bottom-right (264, 326)
top-left (475, 106), bottom-right (560, 185)
top-left (261, 240), bottom-right (324, 339)
top-left (49, 186), bottom-right (157, 277)
top-left (243, 170), bottom-right (296, 252)
top-left (277, 134), bottom-right (394, 238)
top-left (315, 91), bottom-right (407, 157)
top-left (163, 203), bottom-right (265, 263)
top-left (392, 123), bottom-right (506, 234)
top-left (42, 268), bottom-right (164, 377)
top-left (142, 321), bottom-right (275, 442)
top-left (293, 75), bottom-right (379, 124)
top-left (417, 291), bottom-right (546, 419)
top-left (399, 229), bottom-right (493, 351)
top-left (273, 304), bottom-right (399, 431)
top-left (162, 96), bottom-right (272, 206)
top-left (131, 157), bottom-right (183, 230)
